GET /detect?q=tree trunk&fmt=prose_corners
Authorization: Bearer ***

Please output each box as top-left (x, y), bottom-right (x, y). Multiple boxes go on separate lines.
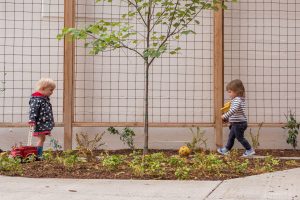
top-left (143, 62), bottom-right (150, 155)
top-left (143, 0), bottom-right (152, 155)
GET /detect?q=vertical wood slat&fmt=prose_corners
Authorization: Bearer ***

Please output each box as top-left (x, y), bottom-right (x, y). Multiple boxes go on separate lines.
top-left (214, 7), bottom-right (224, 148)
top-left (63, 0), bottom-right (75, 150)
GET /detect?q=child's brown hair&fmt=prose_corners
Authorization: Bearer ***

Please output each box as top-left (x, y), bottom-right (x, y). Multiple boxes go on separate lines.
top-left (226, 79), bottom-right (245, 97)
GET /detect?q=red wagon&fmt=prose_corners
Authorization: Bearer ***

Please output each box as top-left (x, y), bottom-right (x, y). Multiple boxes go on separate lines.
top-left (10, 146), bottom-right (38, 159)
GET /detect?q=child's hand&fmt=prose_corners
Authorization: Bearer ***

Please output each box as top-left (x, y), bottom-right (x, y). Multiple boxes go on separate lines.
top-left (28, 121), bottom-right (35, 130)
top-left (221, 115), bottom-right (228, 123)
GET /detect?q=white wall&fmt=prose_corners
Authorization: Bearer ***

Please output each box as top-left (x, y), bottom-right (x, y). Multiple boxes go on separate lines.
top-left (1, 0), bottom-right (300, 150)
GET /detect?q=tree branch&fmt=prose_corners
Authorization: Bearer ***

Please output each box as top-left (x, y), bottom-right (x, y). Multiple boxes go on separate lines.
top-left (149, 0), bottom-right (175, 33)
top-left (166, 0), bottom-right (179, 36)
top-left (148, 0), bottom-right (209, 66)
top-left (126, 0), bottom-right (147, 26)
top-left (119, 41), bottom-right (144, 58)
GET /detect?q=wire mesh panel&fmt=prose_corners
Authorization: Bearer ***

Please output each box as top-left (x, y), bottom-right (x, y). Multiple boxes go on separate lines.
top-left (224, 0), bottom-right (300, 123)
top-left (74, 0), bottom-right (214, 125)
top-left (0, 0), bottom-right (64, 123)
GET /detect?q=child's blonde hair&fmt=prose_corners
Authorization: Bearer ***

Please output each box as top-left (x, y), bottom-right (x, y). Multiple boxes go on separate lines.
top-left (36, 78), bottom-right (56, 91)
top-left (226, 79), bottom-right (245, 97)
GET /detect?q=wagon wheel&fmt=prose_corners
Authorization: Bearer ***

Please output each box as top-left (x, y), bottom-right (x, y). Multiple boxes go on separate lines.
top-left (13, 155), bottom-right (23, 162)
top-left (23, 154), bottom-right (36, 163)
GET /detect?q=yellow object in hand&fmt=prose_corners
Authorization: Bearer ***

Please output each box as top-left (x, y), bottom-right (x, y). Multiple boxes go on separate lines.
top-left (221, 101), bottom-right (231, 113)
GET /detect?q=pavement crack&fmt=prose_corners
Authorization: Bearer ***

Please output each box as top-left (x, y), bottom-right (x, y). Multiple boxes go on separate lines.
top-left (203, 181), bottom-right (224, 200)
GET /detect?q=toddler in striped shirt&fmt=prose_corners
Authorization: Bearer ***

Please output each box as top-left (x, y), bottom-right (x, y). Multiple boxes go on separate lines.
top-left (217, 79), bottom-right (255, 157)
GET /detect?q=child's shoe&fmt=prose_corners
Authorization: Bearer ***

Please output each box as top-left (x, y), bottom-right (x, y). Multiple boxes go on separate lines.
top-left (217, 147), bottom-right (229, 155)
top-left (242, 148), bottom-right (255, 157)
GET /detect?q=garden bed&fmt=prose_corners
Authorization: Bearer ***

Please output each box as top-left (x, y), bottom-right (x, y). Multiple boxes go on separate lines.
top-left (1, 149), bottom-right (300, 180)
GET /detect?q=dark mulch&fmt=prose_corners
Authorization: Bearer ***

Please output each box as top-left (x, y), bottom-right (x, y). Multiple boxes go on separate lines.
top-left (254, 149), bottom-right (300, 157)
top-left (102, 148), bottom-right (300, 157)
top-left (1, 148), bottom-right (299, 180)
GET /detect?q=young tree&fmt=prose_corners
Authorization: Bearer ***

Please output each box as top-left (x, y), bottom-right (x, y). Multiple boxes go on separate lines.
top-left (58, 0), bottom-right (236, 155)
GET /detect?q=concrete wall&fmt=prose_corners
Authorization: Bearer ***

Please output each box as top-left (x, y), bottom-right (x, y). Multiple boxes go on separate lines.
top-left (0, 126), bottom-right (298, 151)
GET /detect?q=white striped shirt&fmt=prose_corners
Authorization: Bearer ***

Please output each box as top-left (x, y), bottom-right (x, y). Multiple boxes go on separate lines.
top-left (222, 97), bottom-right (247, 123)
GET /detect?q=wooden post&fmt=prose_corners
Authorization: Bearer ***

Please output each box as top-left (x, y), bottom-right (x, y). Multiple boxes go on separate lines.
top-left (214, 6), bottom-right (224, 148)
top-left (63, 0), bottom-right (75, 150)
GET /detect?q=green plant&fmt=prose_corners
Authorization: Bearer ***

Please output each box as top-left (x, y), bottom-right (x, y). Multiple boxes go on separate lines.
top-left (143, 153), bottom-right (167, 176)
top-left (0, 154), bottom-right (22, 175)
top-left (193, 153), bottom-right (224, 174)
top-left (283, 111), bottom-right (300, 149)
top-left (236, 160), bottom-right (249, 173)
top-left (50, 137), bottom-right (62, 151)
top-left (186, 127), bottom-right (207, 151)
top-left (102, 154), bottom-right (124, 171)
top-left (129, 152), bottom-right (167, 177)
top-left (175, 166), bottom-right (191, 180)
top-left (107, 127), bottom-right (135, 149)
top-left (56, 150), bottom-right (82, 168)
top-left (129, 153), bottom-right (144, 176)
top-left (23, 154), bottom-right (36, 163)
top-left (168, 155), bottom-right (186, 167)
top-left (262, 155), bottom-right (280, 172)
top-left (43, 150), bottom-right (54, 161)
top-left (285, 160), bottom-right (297, 166)
top-left (58, 0), bottom-right (236, 155)
top-left (248, 122), bottom-right (263, 149)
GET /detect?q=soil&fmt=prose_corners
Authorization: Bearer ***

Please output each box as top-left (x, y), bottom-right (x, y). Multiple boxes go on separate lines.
top-left (1, 148), bottom-right (300, 180)
top-left (253, 149), bottom-right (300, 157)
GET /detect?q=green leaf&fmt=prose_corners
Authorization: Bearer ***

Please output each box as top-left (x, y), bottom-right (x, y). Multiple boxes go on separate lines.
top-left (159, 35), bottom-right (166, 41)
top-left (195, 20), bottom-right (200, 25)
top-left (181, 30), bottom-right (196, 35)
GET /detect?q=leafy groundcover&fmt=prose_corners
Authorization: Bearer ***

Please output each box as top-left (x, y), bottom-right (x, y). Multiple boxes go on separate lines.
top-left (0, 149), bottom-right (300, 180)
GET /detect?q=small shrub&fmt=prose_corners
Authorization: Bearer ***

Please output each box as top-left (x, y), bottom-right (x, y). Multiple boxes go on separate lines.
top-left (193, 153), bottom-right (224, 174)
top-left (227, 159), bottom-right (249, 174)
top-left (248, 122), bottom-right (263, 149)
top-left (76, 132), bottom-right (105, 150)
top-left (0, 154), bottom-right (22, 175)
top-left (143, 153), bottom-right (166, 176)
top-left (129, 153), bottom-right (144, 176)
top-left (168, 155), bottom-right (186, 167)
top-left (76, 132), bottom-right (105, 161)
top-left (285, 160), bottom-right (297, 166)
top-left (56, 150), bottom-right (82, 168)
top-left (102, 155), bottom-right (124, 171)
top-left (262, 155), bottom-right (280, 172)
top-left (186, 127), bottom-right (207, 151)
top-left (175, 166), bottom-right (191, 180)
top-left (283, 110), bottom-right (300, 149)
top-left (50, 137), bottom-right (62, 151)
top-left (107, 127), bottom-right (135, 149)
top-left (43, 150), bottom-right (54, 161)
top-left (129, 152), bottom-right (167, 177)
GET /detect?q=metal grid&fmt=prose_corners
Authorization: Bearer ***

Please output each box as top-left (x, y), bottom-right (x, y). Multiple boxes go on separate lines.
top-left (74, 0), bottom-right (214, 124)
top-left (0, 0), bottom-right (64, 123)
top-left (224, 0), bottom-right (300, 123)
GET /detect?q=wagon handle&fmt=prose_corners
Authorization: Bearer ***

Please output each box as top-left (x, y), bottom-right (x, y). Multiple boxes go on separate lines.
top-left (27, 126), bottom-right (33, 146)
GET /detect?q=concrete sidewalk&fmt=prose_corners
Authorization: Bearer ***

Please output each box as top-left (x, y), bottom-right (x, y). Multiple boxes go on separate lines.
top-left (0, 168), bottom-right (300, 200)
